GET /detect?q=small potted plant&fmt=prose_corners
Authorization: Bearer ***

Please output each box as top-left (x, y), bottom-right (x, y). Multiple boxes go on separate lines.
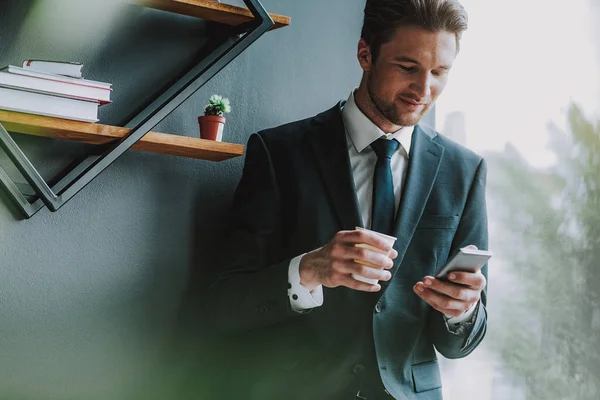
top-left (198, 94), bottom-right (231, 141)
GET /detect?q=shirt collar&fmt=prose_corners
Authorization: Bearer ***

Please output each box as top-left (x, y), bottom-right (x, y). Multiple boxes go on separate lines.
top-left (341, 90), bottom-right (413, 157)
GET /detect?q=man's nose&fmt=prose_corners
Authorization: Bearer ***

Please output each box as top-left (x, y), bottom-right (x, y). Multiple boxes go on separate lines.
top-left (409, 71), bottom-right (432, 99)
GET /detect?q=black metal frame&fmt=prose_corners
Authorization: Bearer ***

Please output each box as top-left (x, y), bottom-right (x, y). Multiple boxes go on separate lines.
top-left (0, 0), bottom-right (274, 218)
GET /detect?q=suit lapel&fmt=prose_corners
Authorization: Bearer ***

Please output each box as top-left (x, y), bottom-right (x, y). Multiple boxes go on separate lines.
top-left (309, 103), bottom-right (363, 231)
top-left (382, 125), bottom-right (445, 289)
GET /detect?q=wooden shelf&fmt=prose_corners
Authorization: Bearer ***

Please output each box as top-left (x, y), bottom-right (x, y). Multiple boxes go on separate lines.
top-left (0, 110), bottom-right (244, 162)
top-left (128, 0), bottom-right (290, 30)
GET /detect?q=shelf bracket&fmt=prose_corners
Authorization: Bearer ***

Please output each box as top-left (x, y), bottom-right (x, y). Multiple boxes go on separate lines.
top-left (0, 0), bottom-right (275, 218)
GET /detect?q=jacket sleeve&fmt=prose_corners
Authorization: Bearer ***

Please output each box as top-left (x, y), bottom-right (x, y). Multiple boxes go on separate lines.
top-left (427, 158), bottom-right (489, 359)
top-left (204, 133), bottom-right (306, 334)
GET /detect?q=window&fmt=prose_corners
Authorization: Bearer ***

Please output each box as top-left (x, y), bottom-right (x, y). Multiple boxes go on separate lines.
top-left (436, 1), bottom-right (600, 398)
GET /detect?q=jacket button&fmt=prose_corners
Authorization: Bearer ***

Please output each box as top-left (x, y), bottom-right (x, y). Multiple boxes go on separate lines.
top-left (375, 302), bottom-right (382, 313)
top-left (352, 363), bottom-right (365, 374)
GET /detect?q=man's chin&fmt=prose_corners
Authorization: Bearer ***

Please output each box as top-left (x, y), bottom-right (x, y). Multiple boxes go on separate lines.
top-left (392, 112), bottom-right (424, 127)
top-left (376, 100), bottom-right (428, 126)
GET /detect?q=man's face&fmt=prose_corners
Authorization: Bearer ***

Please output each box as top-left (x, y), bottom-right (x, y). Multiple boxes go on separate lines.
top-left (359, 25), bottom-right (457, 127)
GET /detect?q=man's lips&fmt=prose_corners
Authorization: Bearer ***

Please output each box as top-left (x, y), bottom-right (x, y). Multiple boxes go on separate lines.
top-left (399, 97), bottom-right (426, 106)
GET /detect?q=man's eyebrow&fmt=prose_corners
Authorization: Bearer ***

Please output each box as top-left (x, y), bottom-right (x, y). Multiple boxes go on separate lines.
top-left (394, 56), bottom-right (451, 71)
top-left (393, 56), bottom-right (420, 64)
top-left (392, 56), bottom-right (451, 70)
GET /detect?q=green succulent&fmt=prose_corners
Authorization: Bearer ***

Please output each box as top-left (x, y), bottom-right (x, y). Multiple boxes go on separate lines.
top-left (204, 94), bottom-right (232, 117)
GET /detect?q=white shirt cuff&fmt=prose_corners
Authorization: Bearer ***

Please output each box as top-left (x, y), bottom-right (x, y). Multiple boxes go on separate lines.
top-left (444, 302), bottom-right (478, 325)
top-left (288, 253), bottom-right (324, 312)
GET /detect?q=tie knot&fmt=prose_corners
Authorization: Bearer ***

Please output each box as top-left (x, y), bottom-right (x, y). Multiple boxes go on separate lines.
top-left (371, 137), bottom-right (399, 159)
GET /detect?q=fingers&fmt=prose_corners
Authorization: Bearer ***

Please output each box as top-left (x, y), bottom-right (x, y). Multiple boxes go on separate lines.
top-left (327, 259), bottom-right (391, 282)
top-left (344, 262), bottom-right (392, 282)
top-left (413, 282), bottom-right (473, 316)
top-left (336, 230), bottom-right (397, 258)
top-left (446, 271), bottom-right (487, 291)
top-left (327, 240), bottom-right (394, 270)
top-left (351, 245), bottom-right (395, 269)
top-left (413, 272), bottom-right (484, 317)
top-left (325, 261), bottom-right (391, 291)
top-left (338, 274), bottom-right (382, 293)
top-left (420, 276), bottom-right (481, 303)
top-left (313, 230), bottom-right (398, 292)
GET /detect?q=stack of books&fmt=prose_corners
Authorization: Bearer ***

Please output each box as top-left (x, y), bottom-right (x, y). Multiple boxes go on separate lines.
top-left (0, 60), bottom-right (112, 122)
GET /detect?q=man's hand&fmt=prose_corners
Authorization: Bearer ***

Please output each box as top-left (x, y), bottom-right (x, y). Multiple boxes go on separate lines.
top-left (413, 271), bottom-right (486, 318)
top-left (299, 230), bottom-right (398, 292)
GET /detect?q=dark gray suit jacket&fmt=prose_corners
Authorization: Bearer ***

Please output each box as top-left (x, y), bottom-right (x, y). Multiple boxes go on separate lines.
top-left (206, 102), bottom-right (488, 399)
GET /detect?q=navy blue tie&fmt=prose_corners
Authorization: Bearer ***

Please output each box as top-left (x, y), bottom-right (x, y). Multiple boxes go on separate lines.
top-left (370, 137), bottom-right (399, 235)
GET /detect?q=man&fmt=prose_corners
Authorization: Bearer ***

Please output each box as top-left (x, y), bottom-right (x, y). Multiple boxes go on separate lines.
top-left (206, 0), bottom-right (488, 399)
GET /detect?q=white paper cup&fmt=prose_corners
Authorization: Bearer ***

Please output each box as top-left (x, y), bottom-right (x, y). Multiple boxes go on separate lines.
top-left (352, 226), bottom-right (397, 285)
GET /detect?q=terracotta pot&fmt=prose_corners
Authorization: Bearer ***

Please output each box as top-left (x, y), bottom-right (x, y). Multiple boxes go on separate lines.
top-left (198, 115), bottom-right (226, 141)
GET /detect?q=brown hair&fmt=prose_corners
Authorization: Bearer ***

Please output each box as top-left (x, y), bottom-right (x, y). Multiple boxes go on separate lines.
top-left (361, 0), bottom-right (468, 61)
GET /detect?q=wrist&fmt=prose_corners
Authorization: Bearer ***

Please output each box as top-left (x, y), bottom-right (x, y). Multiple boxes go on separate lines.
top-left (299, 251), bottom-right (320, 291)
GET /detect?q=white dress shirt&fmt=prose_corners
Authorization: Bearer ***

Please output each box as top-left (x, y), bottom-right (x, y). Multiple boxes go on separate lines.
top-left (287, 91), bottom-right (476, 325)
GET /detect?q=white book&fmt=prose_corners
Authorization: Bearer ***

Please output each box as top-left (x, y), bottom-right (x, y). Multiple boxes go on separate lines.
top-left (0, 87), bottom-right (99, 122)
top-left (23, 60), bottom-right (83, 79)
top-left (1, 65), bottom-right (112, 90)
top-left (0, 71), bottom-right (111, 103)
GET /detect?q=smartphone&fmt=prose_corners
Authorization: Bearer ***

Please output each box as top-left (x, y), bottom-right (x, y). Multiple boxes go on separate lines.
top-left (436, 247), bottom-right (492, 280)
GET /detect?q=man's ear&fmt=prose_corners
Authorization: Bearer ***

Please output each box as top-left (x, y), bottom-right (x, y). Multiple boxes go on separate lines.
top-left (357, 39), bottom-right (373, 72)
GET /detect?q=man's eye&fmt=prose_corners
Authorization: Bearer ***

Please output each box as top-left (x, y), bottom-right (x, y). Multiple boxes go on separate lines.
top-left (398, 65), bottom-right (416, 72)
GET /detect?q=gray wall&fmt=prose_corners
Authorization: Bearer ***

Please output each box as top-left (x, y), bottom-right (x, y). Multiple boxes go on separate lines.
top-left (0, 1), bottom-right (432, 399)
